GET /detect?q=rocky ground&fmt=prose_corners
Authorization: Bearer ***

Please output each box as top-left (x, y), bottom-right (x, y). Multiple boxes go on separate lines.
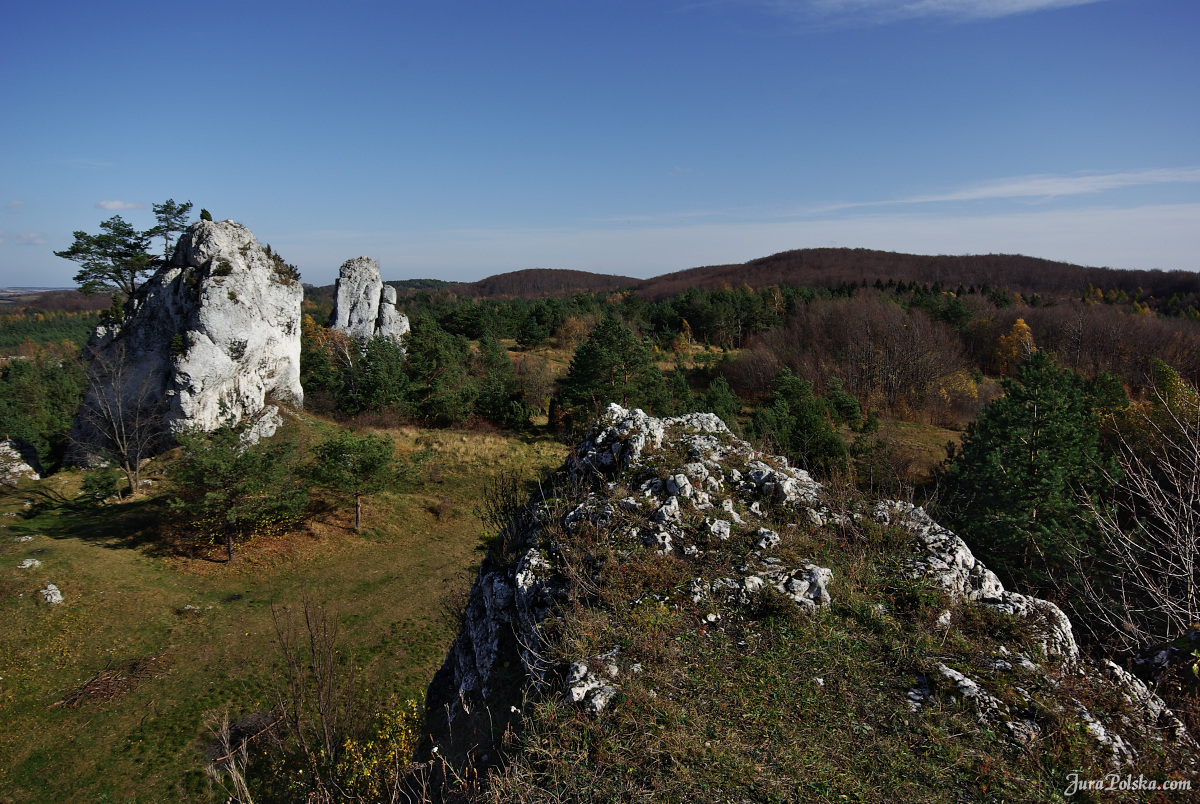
top-left (426, 403), bottom-right (1197, 801)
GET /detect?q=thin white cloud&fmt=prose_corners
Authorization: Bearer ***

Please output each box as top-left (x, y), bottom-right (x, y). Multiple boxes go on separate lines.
top-left (95, 200), bottom-right (145, 211)
top-left (907, 167), bottom-right (1200, 202)
top-left (0, 231), bottom-right (49, 246)
top-left (740, 0), bottom-right (1110, 23)
top-left (5, 201), bottom-right (25, 213)
top-left (811, 167), bottom-right (1200, 212)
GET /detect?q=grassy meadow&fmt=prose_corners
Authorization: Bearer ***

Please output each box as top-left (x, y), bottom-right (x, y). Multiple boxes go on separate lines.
top-left (0, 418), bottom-right (566, 803)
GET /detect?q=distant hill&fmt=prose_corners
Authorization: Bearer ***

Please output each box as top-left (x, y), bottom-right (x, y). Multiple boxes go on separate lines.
top-left (304, 278), bottom-right (461, 307)
top-left (388, 250), bottom-right (1200, 305)
top-left (0, 287), bottom-right (109, 312)
top-left (385, 278), bottom-right (461, 294)
top-left (632, 248), bottom-right (1200, 301)
top-left (457, 268), bottom-right (637, 299)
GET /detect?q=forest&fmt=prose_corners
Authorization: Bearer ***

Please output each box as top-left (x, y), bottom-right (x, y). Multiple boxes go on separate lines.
top-left (5, 246), bottom-right (1200, 800)
top-left (9, 258), bottom-right (1200, 587)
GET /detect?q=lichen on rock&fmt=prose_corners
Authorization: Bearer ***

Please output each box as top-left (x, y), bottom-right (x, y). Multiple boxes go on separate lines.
top-left (427, 402), bottom-right (1196, 780)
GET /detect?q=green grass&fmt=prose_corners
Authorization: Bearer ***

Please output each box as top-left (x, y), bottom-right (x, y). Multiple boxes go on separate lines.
top-left (0, 423), bottom-right (566, 804)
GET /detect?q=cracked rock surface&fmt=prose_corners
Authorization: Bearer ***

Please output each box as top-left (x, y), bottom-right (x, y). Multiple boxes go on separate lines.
top-left (328, 256), bottom-right (410, 347)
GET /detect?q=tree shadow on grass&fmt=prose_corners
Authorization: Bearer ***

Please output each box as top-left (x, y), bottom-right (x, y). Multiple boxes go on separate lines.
top-left (4, 484), bottom-right (177, 557)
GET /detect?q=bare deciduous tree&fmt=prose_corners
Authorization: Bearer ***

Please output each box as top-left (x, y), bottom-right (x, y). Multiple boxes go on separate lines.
top-left (73, 340), bottom-right (166, 497)
top-left (1076, 384), bottom-right (1200, 650)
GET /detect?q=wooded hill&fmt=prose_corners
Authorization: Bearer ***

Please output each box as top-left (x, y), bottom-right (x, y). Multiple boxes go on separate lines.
top-left (457, 268), bottom-right (636, 299)
top-left (634, 248), bottom-right (1200, 303)
top-left (306, 248), bottom-right (1200, 312)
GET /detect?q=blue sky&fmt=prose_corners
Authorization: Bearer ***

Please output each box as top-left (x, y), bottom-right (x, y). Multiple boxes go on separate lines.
top-left (2, 0), bottom-right (1197, 287)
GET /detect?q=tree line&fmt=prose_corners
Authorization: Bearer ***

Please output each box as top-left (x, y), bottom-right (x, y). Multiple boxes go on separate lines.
top-left (9, 204), bottom-right (1200, 667)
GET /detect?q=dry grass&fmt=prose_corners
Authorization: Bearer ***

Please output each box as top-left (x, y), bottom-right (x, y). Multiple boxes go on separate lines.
top-left (0, 421), bottom-right (566, 804)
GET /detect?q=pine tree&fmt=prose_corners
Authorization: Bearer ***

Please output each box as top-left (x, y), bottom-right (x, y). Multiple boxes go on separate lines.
top-left (703, 375), bottom-right (742, 432)
top-left (943, 350), bottom-right (1115, 589)
top-left (667, 356), bottom-right (694, 415)
top-left (358, 335), bottom-right (408, 412)
top-left (149, 199), bottom-right (194, 261)
top-left (169, 423), bottom-right (308, 562)
top-left (402, 317), bottom-right (476, 426)
top-left (558, 315), bottom-right (667, 426)
top-left (749, 369), bottom-right (846, 475)
top-left (54, 215), bottom-right (156, 302)
top-left (307, 429), bottom-right (408, 531)
top-left (474, 336), bottom-right (530, 429)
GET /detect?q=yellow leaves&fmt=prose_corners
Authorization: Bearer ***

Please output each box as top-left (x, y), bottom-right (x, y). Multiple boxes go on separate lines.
top-left (332, 697), bottom-right (423, 797)
top-left (1152, 360), bottom-right (1200, 419)
top-left (994, 318), bottom-right (1035, 375)
top-left (937, 370), bottom-right (979, 405)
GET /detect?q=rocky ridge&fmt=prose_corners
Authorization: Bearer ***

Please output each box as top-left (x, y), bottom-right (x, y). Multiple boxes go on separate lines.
top-left (429, 403), bottom-right (1194, 774)
top-left (71, 220), bottom-right (303, 454)
top-left (328, 257), bottom-right (410, 347)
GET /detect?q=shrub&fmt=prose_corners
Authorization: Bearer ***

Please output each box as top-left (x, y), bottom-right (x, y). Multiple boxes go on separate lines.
top-left (168, 421), bottom-right (308, 562)
top-left (78, 469), bottom-right (120, 503)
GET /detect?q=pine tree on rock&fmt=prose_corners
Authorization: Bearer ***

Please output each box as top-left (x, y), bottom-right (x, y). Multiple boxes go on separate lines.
top-left (149, 199), bottom-right (194, 261)
top-left (54, 215), bottom-right (156, 303)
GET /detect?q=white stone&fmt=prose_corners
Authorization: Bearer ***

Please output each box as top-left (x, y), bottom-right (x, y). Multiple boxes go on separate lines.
top-left (17, 558), bottom-right (40, 569)
top-left (707, 519), bottom-right (732, 540)
top-left (0, 438), bottom-right (41, 486)
top-left (754, 528), bottom-right (781, 550)
top-left (328, 256), bottom-right (410, 346)
top-left (71, 220), bottom-right (303, 455)
top-left (40, 584), bottom-right (63, 604)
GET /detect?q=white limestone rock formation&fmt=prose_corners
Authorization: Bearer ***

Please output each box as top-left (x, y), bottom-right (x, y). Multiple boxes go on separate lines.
top-left (872, 499), bottom-right (1079, 663)
top-left (0, 437), bottom-right (42, 486)
top-left (328, 257), bottom-right (410, 347)
top-left (71, 220), bottom-right (303, 456)
top-left (429, 402), bottom-right (1196, 775)
top-left (429, 403), bottom-right (832, 731)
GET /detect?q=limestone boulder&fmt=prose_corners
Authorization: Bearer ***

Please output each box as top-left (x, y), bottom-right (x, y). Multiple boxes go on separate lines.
top-left (71, 220), bottom-right (303, 458)
top-left (0, 437), bottom-right (42, 486)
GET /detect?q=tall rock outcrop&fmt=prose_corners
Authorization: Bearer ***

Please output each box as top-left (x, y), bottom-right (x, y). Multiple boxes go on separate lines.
top-left (328, 257), bottom-right (410, 346)
top-left (71, 220), bottom-right (303, 456)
